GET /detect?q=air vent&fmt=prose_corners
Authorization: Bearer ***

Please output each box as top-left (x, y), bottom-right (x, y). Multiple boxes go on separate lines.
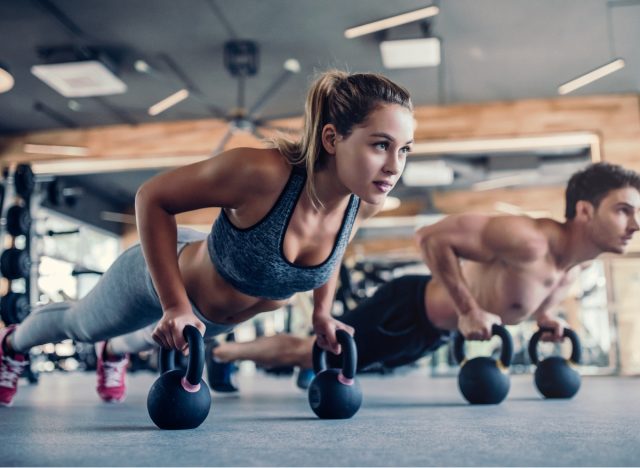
top-left (31, 60), bottom-right (127, 98)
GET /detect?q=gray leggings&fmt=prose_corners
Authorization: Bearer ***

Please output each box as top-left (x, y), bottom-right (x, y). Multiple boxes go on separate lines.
top-left (12, 228), bottom-right (234, 354)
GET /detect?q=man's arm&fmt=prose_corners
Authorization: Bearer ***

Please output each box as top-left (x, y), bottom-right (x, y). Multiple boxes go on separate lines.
top-left (533, 268), bottom-right (580, 341)
top-left (415, 213), bottom-right (548, 340)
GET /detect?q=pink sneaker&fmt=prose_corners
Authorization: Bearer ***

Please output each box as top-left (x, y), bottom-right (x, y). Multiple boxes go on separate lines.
top-left (95, 341), bottom-right (129, 403)
top-left (0, 325), bottom-right (29, 407)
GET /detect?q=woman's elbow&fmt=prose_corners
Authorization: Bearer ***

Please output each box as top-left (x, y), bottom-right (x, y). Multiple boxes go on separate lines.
top-left (134, 182), bottom-right (164, 215)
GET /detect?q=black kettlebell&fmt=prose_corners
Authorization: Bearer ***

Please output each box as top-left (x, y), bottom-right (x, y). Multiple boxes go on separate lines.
top-left (147, 325), bottom-right (211, 429)
top-left (308, 329), bottom-right (362, 419)
top-left (453, 324), bottom-right (513, 405)
top-left (528, 327), bottom-right (581, 399)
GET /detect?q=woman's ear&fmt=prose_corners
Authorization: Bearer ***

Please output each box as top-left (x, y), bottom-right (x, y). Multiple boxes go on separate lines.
top-left (321, 124), bottom-right (338, 155)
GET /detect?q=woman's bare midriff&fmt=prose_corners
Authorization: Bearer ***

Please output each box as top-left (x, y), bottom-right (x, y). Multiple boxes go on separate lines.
top-left (177, 240), bottom-right (290, 325)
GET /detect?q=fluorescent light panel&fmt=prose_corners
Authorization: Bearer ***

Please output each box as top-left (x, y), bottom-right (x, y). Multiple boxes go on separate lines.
top-left (24, 144), bottom-right (89, 156)
top-left (558, 58), bottom-right (625, 95)
top-left (411, 132), bottom-right (601, 162)
top-left (402, 160), bottom-right (454, 186)
top-left (31, 154), bottom-right (209, 175)
top-left (471, 173), bottom-right (536, 191)
top-left (148, 89), bottom-right (190, 116)
top-left (381, 196), bottom-right (401, 211)
top-left (379, 37), bottom-right (440, 69)
top-left (345, 5), bottom-right (439, 39)
top-left (362, 214), bottom-right (444, 229)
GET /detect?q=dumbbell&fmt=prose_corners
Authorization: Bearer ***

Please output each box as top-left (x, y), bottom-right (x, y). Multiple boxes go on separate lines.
top-left (453, 324), bottom-right (513, 405)
top-left (46, 179), bottom-right (83, 208)
top-left (6, 205), bottom-right (31, 237)
top-left (14, 164), bottom-right (35, 199)
top-left (528, 327), bottom-right (582, 399)
top-left (0, 292), bottom-right (30, 325)
top-left (0, 248), bottom-right (31, 280)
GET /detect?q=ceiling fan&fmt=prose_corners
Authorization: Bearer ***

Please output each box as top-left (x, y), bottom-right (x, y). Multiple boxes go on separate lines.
top-left (136, 39), bottom-right (302, 156)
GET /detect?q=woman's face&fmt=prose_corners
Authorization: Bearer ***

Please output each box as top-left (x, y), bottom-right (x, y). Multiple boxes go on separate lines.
top-left (331, 103), bottom-right (414, 205)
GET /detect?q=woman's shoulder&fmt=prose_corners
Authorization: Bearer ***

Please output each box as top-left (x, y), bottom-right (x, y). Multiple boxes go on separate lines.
top-left (222, 147), bottom-right (292, 194)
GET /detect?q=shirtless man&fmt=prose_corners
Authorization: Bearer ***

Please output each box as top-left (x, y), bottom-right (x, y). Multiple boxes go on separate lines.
top-left (211, 162), bottom-right (640, 372)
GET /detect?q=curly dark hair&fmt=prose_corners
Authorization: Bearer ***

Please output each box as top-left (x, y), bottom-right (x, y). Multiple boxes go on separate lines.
top-left (565, 162), bottom-right (640, 219)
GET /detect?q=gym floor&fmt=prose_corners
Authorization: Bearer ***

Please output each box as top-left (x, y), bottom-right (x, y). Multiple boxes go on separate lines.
top-left (1, 370), bottom-right (638, 466)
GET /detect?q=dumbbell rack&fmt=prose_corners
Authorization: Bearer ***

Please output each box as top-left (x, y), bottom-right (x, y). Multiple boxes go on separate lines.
top-left (0, 164), bottom-right (39, 383)
top-left (0, 164), bottom-right (36, 324)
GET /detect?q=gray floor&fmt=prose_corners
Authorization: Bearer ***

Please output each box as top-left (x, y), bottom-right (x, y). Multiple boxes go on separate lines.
top-left (0, 369), bottom-right (638, 466)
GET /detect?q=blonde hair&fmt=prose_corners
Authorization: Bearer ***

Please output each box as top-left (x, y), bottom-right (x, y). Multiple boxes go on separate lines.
top-left (271, 70), bottom-right (413, 208)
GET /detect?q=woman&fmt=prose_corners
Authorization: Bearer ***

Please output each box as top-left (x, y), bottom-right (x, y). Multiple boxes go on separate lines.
top-left (0, 70), bottom-right (414, 405)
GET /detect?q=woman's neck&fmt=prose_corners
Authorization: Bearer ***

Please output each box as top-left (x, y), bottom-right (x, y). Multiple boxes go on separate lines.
top-left (309, 164), bottom-right (351, 212)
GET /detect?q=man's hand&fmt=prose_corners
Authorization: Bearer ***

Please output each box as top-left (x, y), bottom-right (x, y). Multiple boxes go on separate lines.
top-left (152, 306), bottom-right (206, 351)
top-left (458, 308), bottom-right (502, 341)
top-left (536, 315), bottom-right (568, 342)
top-left (313, 315), bottom-right (355, 355)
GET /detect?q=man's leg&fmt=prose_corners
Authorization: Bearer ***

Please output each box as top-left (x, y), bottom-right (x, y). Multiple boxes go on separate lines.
top-left (213, 334), bottom-right (314, 370)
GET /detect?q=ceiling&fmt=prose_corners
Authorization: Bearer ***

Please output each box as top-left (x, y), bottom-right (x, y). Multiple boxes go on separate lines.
top-left (1, 0), bottom-right (639, 137)
top-left (1, 0), bottom-right (638, 233)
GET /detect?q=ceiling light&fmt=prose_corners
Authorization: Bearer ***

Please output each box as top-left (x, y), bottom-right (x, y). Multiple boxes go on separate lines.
top-left (402, 160), bottom-right (454, 187)
top-left (0, 64), bottom-right (15, 93)
top-left (67, 100), bottom-right (81, 111)
top-left (382, 196), bottom-right (401, 212)
top-left (31, 60), bottom-right (127, 97)
top-left (411, 132), bottom-right (601, 162)
top-left (380, 37), bottom-right (440, 69)
top-left (362, 214), bottom-right (444, 229)
top-left (283, 58), bottom-right (301, 73)
top-left (471, 173), bottom-right (536, 192)
top-left (24, 144), bottom-right (89, 156)
top-left (148, 89), bottom-right (190, 116)
top-left (494, 202), bottom-right (551, 219)
top-left (31, 154), bottom-right (209, 175)
top-left (558, 58), bottom-right (625, 95)
top-left (134, 60), bottom-right (151, 73)
top-left (345, 5), bottom-right (439, 39)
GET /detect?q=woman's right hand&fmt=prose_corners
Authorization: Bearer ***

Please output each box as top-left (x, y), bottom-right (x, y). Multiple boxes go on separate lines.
top-left (152, 307), bottom-right (206, 351)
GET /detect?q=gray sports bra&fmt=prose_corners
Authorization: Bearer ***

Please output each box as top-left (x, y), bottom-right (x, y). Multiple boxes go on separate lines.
top-left (208, 167), bottom-right (361, 300)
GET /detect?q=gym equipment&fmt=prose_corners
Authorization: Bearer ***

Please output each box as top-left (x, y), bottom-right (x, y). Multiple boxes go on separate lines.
top-left (46, 179), bottom-right (82, 208)
top-left (206, 359), bottom-right (238, 392)
top-left (308, 330), bottom-right (362, 419)
top-left (14, 164), bottom-right (35, 199)
top-left (205, 334), bottom-right (239, 393)
top-left (147, 325), bottom-right (211, 430)
top-left (0, 182), bottom-right (5, 214)
top-left (6, 205), bottom-right (31, 237)
top-left (528, 327), bottom-right (582, 399)
top-left (453, 324), bottom-right (513, 405)
top-left (0, 292), bottom-right (30, 325)
top-left (296, 367), bottom-right (315, 390)
top-left (0, 247), bottom-right (31, 280)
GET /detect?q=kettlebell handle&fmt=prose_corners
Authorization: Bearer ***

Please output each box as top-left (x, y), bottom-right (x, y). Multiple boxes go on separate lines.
top-left (528, 327), bottom-right (581, 365)
top-left (453, 324), bottom-right (513, 368)
top-left (159, 325), bottom-right (206, 387)
top-left (312, 329), bottom-right (358, 380)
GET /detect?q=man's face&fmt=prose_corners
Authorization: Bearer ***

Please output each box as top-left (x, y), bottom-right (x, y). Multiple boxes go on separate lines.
top-left (588, 187), bottom-right (640, 254)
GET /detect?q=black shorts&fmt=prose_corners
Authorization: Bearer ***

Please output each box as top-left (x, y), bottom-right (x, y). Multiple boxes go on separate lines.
top-left (327, 275), bottom-right (452, 371)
